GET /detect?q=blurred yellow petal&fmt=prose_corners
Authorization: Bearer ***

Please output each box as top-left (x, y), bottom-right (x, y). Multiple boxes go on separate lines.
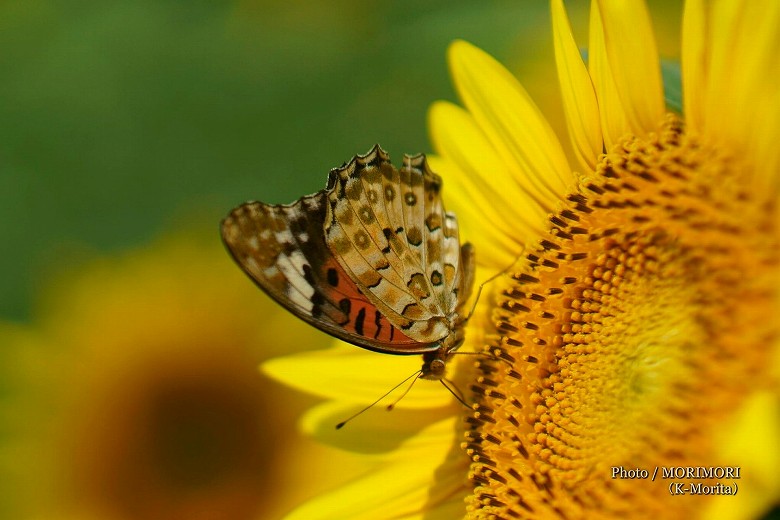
top-left (262, 344), bottom-right (455, 410)
top-left (703, 392), bottom-right (780, 520)
top-left (448, 39), bottom-right (572, 211)
top-left (682, 0), bottom-right (706, 132)
top-left (695, 0), bottom-right (780, 190)
top-left (596, 0), bottom-right (664, 134)
top-left (702, 0), bottom-right (742, 136)
top-left (588, 0), bottom-right (631, 148)
top-left (0, 234), bottom-right (337, 520)
top-left (551, 0), bottom-right (603, 171)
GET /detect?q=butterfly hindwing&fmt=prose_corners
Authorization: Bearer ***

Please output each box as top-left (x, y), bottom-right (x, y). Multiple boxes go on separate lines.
top-left (323, 146), bottom-right (467, 343)
top-left (221, 193), bottom-right (436, 354)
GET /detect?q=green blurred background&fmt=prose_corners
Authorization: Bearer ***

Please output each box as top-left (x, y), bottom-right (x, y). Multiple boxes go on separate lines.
top-left (0, 0), bottom-right (601, 321)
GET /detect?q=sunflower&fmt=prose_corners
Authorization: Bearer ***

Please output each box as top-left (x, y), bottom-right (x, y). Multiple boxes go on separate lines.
top-left (264, 1), bottom-right (779, 519)
top-left (0, 232), bottom-right (367, 520)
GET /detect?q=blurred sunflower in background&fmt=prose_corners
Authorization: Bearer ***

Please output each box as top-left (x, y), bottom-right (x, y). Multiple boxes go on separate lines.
top-left (265, 1), bottom-right (780, 519)
top-left (0, 232), bottom-right (369, 520)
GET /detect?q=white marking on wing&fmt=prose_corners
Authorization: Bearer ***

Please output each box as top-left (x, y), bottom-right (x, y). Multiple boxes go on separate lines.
top-left (276, 251), bottom-right (315, 311)
top-left (262, 266), bottom-right (279, 278)
top-left (275, 229), bottom-right (294, 243)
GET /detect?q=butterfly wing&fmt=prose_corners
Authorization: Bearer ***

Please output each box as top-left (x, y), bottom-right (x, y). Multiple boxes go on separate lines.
top-left (323, 145), bottom-right (471, 343)
top-left (221, 192), bottom-right (439, 354)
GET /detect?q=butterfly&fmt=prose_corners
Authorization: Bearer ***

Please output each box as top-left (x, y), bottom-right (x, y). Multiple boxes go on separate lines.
top-left (221, 144), bottom-right (475, 380)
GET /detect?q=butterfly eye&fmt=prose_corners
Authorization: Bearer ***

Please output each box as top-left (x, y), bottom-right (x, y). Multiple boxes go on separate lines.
top-left (421, 357), bottom-right (446, 380)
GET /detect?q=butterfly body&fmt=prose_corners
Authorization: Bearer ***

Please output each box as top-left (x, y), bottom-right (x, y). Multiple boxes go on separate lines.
top-left (221, 145), bottom-right (474, 380)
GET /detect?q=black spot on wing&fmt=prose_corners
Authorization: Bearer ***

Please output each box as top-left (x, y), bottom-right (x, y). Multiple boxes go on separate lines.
top-left (374, 310), bottom-right (382, 339)
top-left (295, 215), bottom-right (309, 232)
top-left (381, 227), bottom-right (392, 253)
top-left (311, 291), bottom-right (325, 318)
top-left (328, 199), bottom-right (339, 224)
top-left (302, 264), bottom-right (316, 286)
top-left (355, 307), bottom-right (366, 336)
top-left (282, 241), bottom-right (298, 256)
top-left (327, 268), bottom-right (339, 287)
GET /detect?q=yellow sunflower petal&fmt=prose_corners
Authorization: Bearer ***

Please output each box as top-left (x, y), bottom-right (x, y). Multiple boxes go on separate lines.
top-left (681, 0), bottom-right (706, 132)
top-left (736, 1), bottom-right (780, 186)
top-left (588, 0), bottom-right (631, 148)
top-left (428, 100), bottom-right (541, 268)
top-left (703, 392), bottom-right (780, 520)
top-left (404, 497), bottom-right (466, 520)
top-left (595, 0), bottom-right (665, 135)
top-left (284, 418), bottom-right (462, 520)
top-left (701, 1), bottom-right (744, 147)
top-left (300, 400), bottom-right (450, 454)
top-left (461, 264), bottom-right (500, 340)
top-left (447, 39), bottom-right (573, 211)
top-left (752, 59), bottom-right (780, 188)
top-left (429, 155), bottom-right (523, 271)
top-left (700, 0), bottom-right (780, 189)
top-left (551, 0), bottom-right (603, 172)
top-left (261, 344), bottom-right (454, 409)
top-left (428, 101), bottom-right (546, 234)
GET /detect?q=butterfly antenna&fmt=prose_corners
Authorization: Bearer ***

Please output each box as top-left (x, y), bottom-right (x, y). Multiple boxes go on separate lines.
top-left (385, 371), bottom-right (423, 411)
top-left (464, 247), bottom-right (526, 322)
top-left (440, 378), bottom-right (470, 408)
top-left (336, 370), bottom-right (422, 430)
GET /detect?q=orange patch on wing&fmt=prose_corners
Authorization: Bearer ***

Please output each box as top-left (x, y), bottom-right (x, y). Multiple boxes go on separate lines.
top-left (322, 258), bottom-right (414, 345)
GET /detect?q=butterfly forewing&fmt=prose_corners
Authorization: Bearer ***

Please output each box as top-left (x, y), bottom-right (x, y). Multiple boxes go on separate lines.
top-left (221, 193), bottom-right (433, 353)
top-left (323, 146), bottom-right (466, 343)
